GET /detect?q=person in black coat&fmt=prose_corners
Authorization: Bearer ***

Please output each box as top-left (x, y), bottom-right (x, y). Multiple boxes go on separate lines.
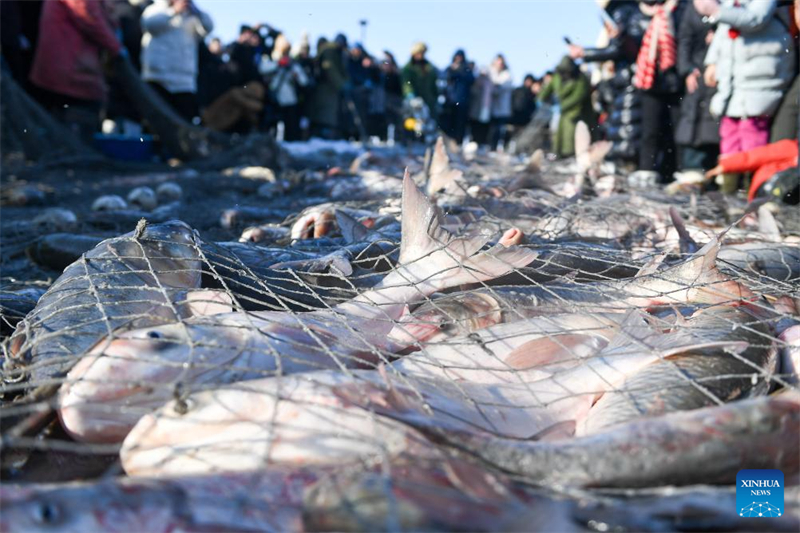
top-left (674, 0), bottom-right (719, 170)
top-left (441, 49), bottom-right (474, 143)
top-left (510, 74), bottom-right (537, 128)
top-left (569, 1), bottom-right (646, 163)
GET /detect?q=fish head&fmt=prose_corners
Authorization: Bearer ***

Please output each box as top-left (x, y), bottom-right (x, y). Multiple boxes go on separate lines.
top-left (58, 323), bottom-right (198, 443)
top-left (0, 483), bottom-right (178, 533)
top-left (390, 293), bottom-right (502, 344)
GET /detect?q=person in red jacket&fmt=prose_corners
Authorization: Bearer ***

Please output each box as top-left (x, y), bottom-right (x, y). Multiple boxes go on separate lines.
top-left (28, 0), bottom-right (121, 140)
top-left (705, 139), bottom-right (798, 201)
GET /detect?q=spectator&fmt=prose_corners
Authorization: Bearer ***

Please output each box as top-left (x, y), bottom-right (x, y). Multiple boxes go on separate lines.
top-left (382, 51), bottom-right (403, 139)
top-left (141, 0), bottom-right (214, 122)
top-left (401, 42), bottom-right (438, 120)
top-left (674, 0), bottom-right (720, 171)
top-left (441, 49), bottom-right (474, 143)
top-left (705, 138), bottom-right (797, 201)
top-left (631, 0), bottom-right (684, 182)
top-left (469, 65), bottom-right (493, 147)
top-left (361, 54), bottom-right (388, 138)
top-left (488, 54), bottom-right (514, 149)
top-left (344, 43), bottom-right (370, 139)
top-left (228, 25), bottom-right (263, 89)
top-left (537, 56), bottom-right (595, 158)
top-left (697, 0), bottom-right (795, 159)
top-left (311, 33), bottom-right (349, 139)
top-left (1, 0), bottom-right (42, 85)
top-left (769, 0), bottom-right (800, 143)
top-left (260, 34), bottom-right (310, 141)
top-left (28, 0), bottom-right (122, 141)
top-left (199, 42), bottom-right (264, 133)
top-left (293, 33), bottom-right (315, 140)
top-left (509, 74), bottom-right (538, 133)
top-left (208, 36), bottom-right (223, 56)
top-left (569, 1), bottom-right (647, 163)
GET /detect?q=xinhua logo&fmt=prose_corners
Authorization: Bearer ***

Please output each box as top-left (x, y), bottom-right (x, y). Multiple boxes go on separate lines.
top-left (737, 470), bottom-right (784, 518)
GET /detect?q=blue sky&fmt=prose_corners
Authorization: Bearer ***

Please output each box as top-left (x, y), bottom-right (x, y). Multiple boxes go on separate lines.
top-left (199, 0), bottom-right (604, 82)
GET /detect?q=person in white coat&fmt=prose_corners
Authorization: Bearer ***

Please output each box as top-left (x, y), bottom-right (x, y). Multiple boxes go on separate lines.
top-left (259, 34), bottom-right (310, 141)
top-left (141, 0), bottom-right (213, 121)
top-left (695, 0), bottom-right (796, 155)
top-left (488, 54), bottom-right (514, 149)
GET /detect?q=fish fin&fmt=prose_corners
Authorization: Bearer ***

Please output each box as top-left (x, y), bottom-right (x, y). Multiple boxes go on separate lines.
top-left (527, 149), bottom-right (544, 173)
top-left (757, 204), bottom-right (781, 242)
top-left (427, 137), bottom-right (464, 195)
top-left (589, 140), bottom-right (612, 166)
top-left (505, 334), bottom-right (606, 370)
top-left (181, 290), bottom-right (234, 317)
top-left (635, 253), bottom-right (667, 278)
top-left (429, 137), bottom-right (450, 178)
top-left (526, 420), bottom-right (575, 441)
top-left (399, 171), bottom-right (537, 289)
top-left (669, 207), bottom-right (700, 255)
top-left (575, 121), bottom-right (591, 172)
top-left (349, 151), bottom-right (371, 174)
top-left (335, 210), bottom-right (370, 243)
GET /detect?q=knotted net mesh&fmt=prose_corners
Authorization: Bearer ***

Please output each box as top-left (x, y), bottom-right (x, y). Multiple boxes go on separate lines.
top-left (1, 140), bottom-right (799, 532)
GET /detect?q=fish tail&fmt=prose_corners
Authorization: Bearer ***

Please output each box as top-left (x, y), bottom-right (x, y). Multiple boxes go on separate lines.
top-left (398, 171), bottom-right (537, 291)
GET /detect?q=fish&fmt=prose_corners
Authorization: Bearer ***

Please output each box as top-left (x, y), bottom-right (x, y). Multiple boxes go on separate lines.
top-left (579, 304), bottom-right (778, 435)
top-left (0, 469), bottom-right (312, 533)
top-left (119, 310), bottom-right (733, 475)
top-left (4, 220), bottom-right (205, 394)
top-left (779, 324), bottom-right (800, 386)
top-left (59, 173), bottom-right (537, 443)
top-left (392, 234), bottom-right (754, 345)
top-left (426, 393), bottom-right (800, 488)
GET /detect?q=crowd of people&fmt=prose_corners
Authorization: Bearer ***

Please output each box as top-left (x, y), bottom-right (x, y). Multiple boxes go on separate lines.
top-left (2, 0), bottom-right (798, 197)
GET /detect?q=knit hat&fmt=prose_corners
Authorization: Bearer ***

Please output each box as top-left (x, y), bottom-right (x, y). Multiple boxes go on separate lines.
top-left (411, 42), bottom-right (427, 56)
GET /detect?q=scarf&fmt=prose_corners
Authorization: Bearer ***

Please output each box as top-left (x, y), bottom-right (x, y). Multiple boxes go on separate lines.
top-left (633, 0), bottom-right (678, 91)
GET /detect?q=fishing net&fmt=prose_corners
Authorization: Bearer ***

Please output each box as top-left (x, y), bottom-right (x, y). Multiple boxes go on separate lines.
top-left (1, 140), bottom-right (799, 532)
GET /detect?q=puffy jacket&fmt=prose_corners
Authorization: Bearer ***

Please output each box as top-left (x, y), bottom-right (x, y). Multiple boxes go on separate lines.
top-left (401, 59), bottom-right (439, 116)
top-left (260, 58), bottom-right (310, 107)
top-left (705, 0), bottom-right (796, 118)
top-left (717, 138), bottom-right (797, 200)
top-left (582, 2), bottom-right (647, 161)
top-left (489, 66), bottom-right (514, 119)
top-left (140, 0), bottom-right (213, 94)
top-left (29, 0), bottom-right (121, 102)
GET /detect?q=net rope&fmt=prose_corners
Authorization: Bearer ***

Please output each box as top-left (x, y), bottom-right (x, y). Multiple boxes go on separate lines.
top-left (1, 142), bottom-right (799, 531)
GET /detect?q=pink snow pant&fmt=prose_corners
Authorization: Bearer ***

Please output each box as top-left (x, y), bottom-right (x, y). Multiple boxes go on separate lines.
top-left (719, 116), bottom-right (771, 155)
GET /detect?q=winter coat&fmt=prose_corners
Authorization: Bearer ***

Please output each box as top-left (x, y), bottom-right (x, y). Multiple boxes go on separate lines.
top-left (444, 63), bottom-right (474, 106)
top-left (29, 0), bottom-right (121, 102)
top-left (140, 0), bottom-right (214, 94)
top-left (717, 138), bottom-right (797, 200)
top-left (597, 69), bottom-right (642, 161)
top-left (311, 42), bottom-right (348, 128)
top-left (582, 2), bottom-right (647, 161)
top-left (260, 58), bottom-right (310, 107)
top-left (705, 0), bottom-right (796, 118)
top-left (675, 1), bottom-right (720, 147)
top-left (401, 59), bottom-right (439, 117)
top-left (489, 66), bottom-right (514, 119)
top-left (469, 74), bottom-right (493, 123)
top-left (510, 86), bottom-right (536, 126)
top-left (538, 58), bottom-right (595, 157)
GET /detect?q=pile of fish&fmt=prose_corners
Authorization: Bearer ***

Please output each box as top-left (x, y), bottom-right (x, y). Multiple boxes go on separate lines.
top-left (1, 133), bottom-right (799, 532)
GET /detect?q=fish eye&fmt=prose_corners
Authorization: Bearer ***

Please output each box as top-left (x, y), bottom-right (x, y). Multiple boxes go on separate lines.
top-left (33, 501), bottom-right (61, 525)
top-left (147, 330), bottom-right (162, 339)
